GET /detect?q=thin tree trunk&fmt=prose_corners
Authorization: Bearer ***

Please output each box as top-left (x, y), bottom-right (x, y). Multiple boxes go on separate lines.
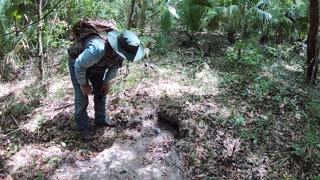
top-left (241, 2), bottom-right (248, 40)
top-left (242, 21), bottom-right (248, 40)
top-left (137, 0), bottom-right (147, 32)
top-left (127, 0), bottom-right (136, 29)
top-left (37, 0), bottom-right (44, 80)
top-left (306, 0), bottom-right (318, 83)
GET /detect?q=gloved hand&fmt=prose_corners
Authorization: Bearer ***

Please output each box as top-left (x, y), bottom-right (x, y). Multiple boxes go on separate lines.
top-left (80, 85), bottom-right (93, 95)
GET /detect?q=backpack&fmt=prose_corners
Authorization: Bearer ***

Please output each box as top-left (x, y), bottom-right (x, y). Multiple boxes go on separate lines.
top-left (67, 18), bottom-right (123, 69)
top-left (72, 18), bottom-right (116, 41)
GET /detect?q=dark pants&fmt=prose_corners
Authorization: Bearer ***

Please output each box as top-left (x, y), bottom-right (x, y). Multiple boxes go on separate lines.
top-left (68, 59), bottom-right (107, 132)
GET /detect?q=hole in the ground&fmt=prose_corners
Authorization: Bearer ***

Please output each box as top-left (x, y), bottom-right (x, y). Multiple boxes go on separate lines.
top-left (157, 109), bottom-right (188, 139)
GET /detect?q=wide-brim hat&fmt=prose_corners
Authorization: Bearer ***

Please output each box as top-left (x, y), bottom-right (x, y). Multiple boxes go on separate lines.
top-left (107, 30), bottom-right (144, 61)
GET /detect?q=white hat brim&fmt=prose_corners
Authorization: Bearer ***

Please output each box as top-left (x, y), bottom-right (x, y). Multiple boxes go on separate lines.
top-left (107, 30), bottom-right (144, 61)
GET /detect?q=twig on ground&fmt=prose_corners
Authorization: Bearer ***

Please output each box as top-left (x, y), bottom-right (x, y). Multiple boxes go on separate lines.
top-left (89, 142), bottom-right (100, 151)
top-left (53, 103), bottom-right (73, 111)
top-left (10, 115), bottom-right (20, 127)
top-left (3, 127), bottom-right (23, 137)
top-left (277, 156), bottom-right (291, 167)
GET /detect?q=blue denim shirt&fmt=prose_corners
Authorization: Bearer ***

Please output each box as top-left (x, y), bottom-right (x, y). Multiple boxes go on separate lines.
top-left (74, 35), bottom-right (119, 85)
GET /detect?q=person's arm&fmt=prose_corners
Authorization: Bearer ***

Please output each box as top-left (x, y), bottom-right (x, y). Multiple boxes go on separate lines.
top-left (101, 56), bottom-right (123, 95)
top-left (103, 66), bottom-right (119, 84)
top-left (74, 36), bottom-right (105, 85)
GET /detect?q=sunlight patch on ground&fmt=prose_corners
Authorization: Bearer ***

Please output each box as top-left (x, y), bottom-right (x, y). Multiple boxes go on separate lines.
top-left (8, 144), bottom-right (65, 173)
top-left (194, 63), bottom-right (220, 95)
top-left (22, 95), bottom-right (74, 133)
top-left (0, 78), bottom-right (36, 98)
top-left (262, 61), bottom-right (304, 80)
top-left (47, 75), bottom-right (73, 102)
top-left (136, 165), bottom-right (164, 178)
top-left (156, 81), bottom-right (198, 96)
top-left (135, 64), bottom-right (221, 99)
top-left (96, 144), bottom-right (136, 169)
top-left (53, 123), bottom-right (183, 179)
top-left (284, 64), bottom-right (303, 72)
top-left (21, 114), bottom-right (46, 132)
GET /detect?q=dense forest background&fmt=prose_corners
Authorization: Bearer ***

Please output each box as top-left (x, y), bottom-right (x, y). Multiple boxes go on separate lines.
top-left (0, 0), bottom-right (320, 179)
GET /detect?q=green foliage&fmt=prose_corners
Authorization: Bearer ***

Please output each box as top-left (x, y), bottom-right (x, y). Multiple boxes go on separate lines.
top-left (233, 116), bottom-right (245, 126)
top-left (290, 127), bottom-right (320, 162)
top-left (202, 0), bottom-right (309, 42)
top-left (0, 0), bottom-right (129, 81)
top-left (161, 9), bottom-right (173, 32)
top-left (23, 84), bottom-right (46, 105)
top-left (156, 7), bottom-right (174, 53)
top-left (157, 31), bottom-right (169, 53)
top-left (0, 1), bottom-right (17, 54)
top-left (252, 77), bottom-right (276, 102)
top-left (240, 130), bottom-right (258, 144)
top-left (226, 39), bottom-right (301, 68)
top-left (2, 83), bottom-right (46, 121)
top-left (45, 20), bottom-right (69, 49)
top-left (240, 118), bottom-right (268, 144)
top-left (110, 66), bottom-right (139, 95)
top-left (62, 0), bottom-right (127, 26)
top-left (4, 97), bottom-right (33, 118)
top-left (57, 54), bottom-right (69, 75)
top-left (226, 39), bottom-right (264, 65)
top-left (291, 143), bottom-right (305, 156)
top-left (178, 0), bottom-right (213, 32)
top-left (263, 45), bottom-right (292, 60)
top-left (307, 100), bottom-right (320, 120)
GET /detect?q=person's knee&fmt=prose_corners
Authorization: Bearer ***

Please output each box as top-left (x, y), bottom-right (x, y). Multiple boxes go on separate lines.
top-left (75, 95), bottom-right (88, 106)
top-left (75, 92), bottom-right (88, 100)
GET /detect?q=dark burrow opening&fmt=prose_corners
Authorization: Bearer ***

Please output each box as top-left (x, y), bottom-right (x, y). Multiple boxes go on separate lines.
top-left (157, 109), bottom-right (188, 139)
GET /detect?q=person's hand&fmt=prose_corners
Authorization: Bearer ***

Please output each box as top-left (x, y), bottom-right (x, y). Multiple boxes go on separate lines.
top-left (80, 85), bottom-right (93, 95)
top-left (101, 83), bottom-right (110, 95)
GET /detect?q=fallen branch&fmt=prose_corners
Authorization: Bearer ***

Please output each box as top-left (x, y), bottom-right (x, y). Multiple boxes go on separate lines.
top-left (3, 127), bottom-right (23, 137)
top-left (53, 103), bottom-right (73, 111)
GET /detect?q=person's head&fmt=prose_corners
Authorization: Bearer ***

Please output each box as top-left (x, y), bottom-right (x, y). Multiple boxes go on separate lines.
top-left (107, 30), bottom-right (144, 61)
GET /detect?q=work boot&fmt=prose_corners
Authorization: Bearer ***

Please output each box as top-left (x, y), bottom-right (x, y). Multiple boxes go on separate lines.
top-left (95, 116), bottom-right (117, 128)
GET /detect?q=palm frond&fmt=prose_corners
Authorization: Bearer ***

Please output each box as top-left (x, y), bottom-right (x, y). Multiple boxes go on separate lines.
top-left (222, 5), bottom-right (239, 17)
top-left (255, 8), bottom-right (272, 23)
top-left (1, 36), bottom-right (28, 73)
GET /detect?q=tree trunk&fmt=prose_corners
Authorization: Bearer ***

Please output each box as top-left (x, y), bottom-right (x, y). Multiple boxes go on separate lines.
top-left (127, 0), bottom-right (136, 29)
top-left (306, 0), bottom-right (319, 83)
top-left (241, 1), bottom-right (248, 40)
top-left (37, 0), bottom-right (44, 80)
top-left (137, 0), bottom-right (147, 32)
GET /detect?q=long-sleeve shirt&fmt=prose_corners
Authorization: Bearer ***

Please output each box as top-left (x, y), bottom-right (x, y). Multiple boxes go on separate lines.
top-left (74, 35), bottom-right (119, 85)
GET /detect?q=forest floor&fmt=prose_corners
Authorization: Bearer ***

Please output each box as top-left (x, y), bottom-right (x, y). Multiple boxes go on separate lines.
top-left (0, 32), bottom-right (320, 179)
